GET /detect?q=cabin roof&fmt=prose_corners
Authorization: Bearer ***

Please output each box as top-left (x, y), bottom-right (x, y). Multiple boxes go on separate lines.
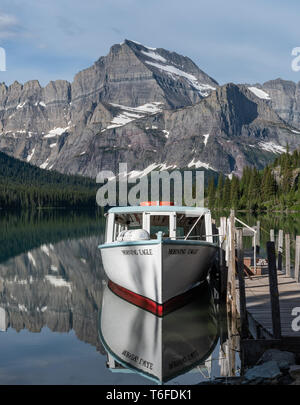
top-left (107, 206), bottom-right (210, 215)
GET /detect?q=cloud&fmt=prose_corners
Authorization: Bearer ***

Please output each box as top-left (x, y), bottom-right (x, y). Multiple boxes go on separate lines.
top-left (0, 12), bottom-right (17, 28)
top-left (0, 0), bottom-right (300, 86)
top-left (0, 11), bottom-right (21, 38)
top-left (111, 27), bottom-right (122, 35)
top-left (56, 16), bottom-right (83, 36)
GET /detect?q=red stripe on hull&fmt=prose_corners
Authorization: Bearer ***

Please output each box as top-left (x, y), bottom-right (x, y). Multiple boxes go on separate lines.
top-left (108, 280), bottom-right (203, 316)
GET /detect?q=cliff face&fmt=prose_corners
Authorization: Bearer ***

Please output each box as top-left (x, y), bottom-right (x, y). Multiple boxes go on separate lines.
top-left (41, 83), bottom-right (299, 177)
top-left (260, 79), bottom-right (300, 129)
top-left (0, 40), bottom-right (299, 178)
top-left (161, 84), bottom-right (299, 176)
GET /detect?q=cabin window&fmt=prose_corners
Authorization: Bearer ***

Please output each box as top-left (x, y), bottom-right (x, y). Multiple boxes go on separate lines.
top-left (113, 213), bottom-right (143, 241)
top-left (150, 215), bottom-right (170, 239)
top-left (106, 211), bottom-right (212, 242)
top-left (176, 215), bottom-right (206, 240)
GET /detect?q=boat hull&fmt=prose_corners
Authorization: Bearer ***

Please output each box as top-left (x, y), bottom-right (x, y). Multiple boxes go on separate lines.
top-left (99, 282), bottom-right (219, 383)
top-left (99, 240), bottom-right (217, 305)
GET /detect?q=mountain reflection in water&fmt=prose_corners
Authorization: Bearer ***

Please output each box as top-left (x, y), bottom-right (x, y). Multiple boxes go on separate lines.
top-left (0, 210), bottom-right (238, 384)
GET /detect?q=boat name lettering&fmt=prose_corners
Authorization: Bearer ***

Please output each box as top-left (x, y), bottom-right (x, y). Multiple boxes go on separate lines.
top-left (121, 249), bottom-right (153, 255)
top-left (122, 350), bottom-right (153, 370)
top-left (169, 350), bottom-right (199, 370)
top-left (168, 248), bottom-right (198, 255)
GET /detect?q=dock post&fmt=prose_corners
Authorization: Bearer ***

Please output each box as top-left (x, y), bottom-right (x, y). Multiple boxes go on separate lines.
top-left (253, 231), bottom-right (257, 274)
top-left (236, 228), bottom-right (248, 339)
top-left (266, 241), bottom-right (282, 339)
top-left (295, 236), bottom-right (300, 282)
top-left (219, 217), bottom-right (228, 301)
top-left (219, 248), bottom-right (227, 302)
top-left (220, 217), bottom-right (227, 252)
top-left (228, 210), bottom-right (237, 329)
top-left (270, 229), bottom-right (275, 242)
top-left (285, 233), bottom-right (291, 278)
top-left (256, 220), bottom-right (260, 253)
top-left (278, 229), bottom-right (283, 272)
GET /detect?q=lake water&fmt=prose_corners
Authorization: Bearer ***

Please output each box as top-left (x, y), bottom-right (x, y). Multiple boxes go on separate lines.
top-left (0, 209), bottom-right (299, 385)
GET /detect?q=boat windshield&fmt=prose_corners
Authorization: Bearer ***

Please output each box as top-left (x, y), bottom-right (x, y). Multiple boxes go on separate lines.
top-left (176, 215), bottom-right (206, 241)
top-left (150, 215), bottom-right (169, 238)
top-left (111, 211), bottom-right (207, 241)
top-left (115, 213), bottom-right (143, 229)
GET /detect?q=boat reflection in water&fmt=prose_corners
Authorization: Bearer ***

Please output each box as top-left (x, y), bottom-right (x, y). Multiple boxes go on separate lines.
top-left (99, 280), bottom-right (219, 384)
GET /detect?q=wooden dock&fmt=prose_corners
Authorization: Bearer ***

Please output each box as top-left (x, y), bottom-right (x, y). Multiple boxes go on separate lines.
top-left (241, 273), bottom-right (300, 339)
top-left (217, 210), bottom-right (300, 366)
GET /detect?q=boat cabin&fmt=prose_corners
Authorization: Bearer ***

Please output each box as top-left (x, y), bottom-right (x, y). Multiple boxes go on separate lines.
top-left (104, 206), bottom-right (214, 244)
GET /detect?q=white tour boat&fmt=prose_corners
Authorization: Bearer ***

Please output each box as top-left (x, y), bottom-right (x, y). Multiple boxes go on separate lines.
top-left (98, 202), bottom-right (218, 315)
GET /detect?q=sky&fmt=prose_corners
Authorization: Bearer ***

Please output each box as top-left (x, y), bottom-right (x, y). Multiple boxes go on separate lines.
top-left (0, 0), bottom-right (299, 87)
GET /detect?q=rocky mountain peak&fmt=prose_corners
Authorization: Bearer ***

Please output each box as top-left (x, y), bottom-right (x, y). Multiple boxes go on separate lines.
top-left (0, 40), bottom-right (299, 179)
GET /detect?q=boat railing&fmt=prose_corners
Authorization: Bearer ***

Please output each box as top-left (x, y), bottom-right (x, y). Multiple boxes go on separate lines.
top-left (174, 234), bottom-right (220, 240)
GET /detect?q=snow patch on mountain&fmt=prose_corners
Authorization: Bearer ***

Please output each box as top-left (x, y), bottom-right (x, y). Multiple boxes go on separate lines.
top-left (107, 113), bottom-right (142, 129)
top-left (45, 275), bottom-right (72, 291)
top-left (16, 101), bottom-right (27, 109)
top-left (26, 147), bottom-right (35, 162)
top-left (141, 50), bottom-right (167, 63)
top-left (28, 252), bottom-right (36, 267)
top-left (248, 87), bottom-right (271, 100)
top-left (128, 163), bottom-right (160, 179)
top-left (40, 158), bottom-right (50, 169)
top-left (41, 244), bottom-right (50, 256)
top-left (128, 162), bottom-right (178, 179)
top-left (18, 304), bottom-right (28, 312)
top-left (145, 60), bottom-right (216, 96)
top-left (43, 127), bottom-right (70, 139)
top-left (110, 102), bottom-right (163, 114)
top-left (203, 134), bottom-right (210, 146)
top-left (187, 158), bottom-right (216, 171)
top-left (129, 39), bottom-right (156, 50)
top-left (104, 102), bottom-right (163, 130)
top-left (258, 141), bottom-right (286, 153)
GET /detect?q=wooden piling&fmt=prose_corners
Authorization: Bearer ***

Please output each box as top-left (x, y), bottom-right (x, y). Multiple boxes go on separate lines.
top-left (295, 236), bottom-right (300, 282)
top-left (256, 220), bottom-right (260, 253)
top-left (278, 229), bottom-right (283, 271)
top-left (236, 228), bottom-right (248, 339)
top-left (270, 229), bottom-right (275, 242)
top-left (285, 234), bottom-right (291, 278)
top-left (228, 210), bottom-right (237, 332)
top-left (218, 217), bottom-right (228, 301)
top-left (219, 245), bottom-right (227, 302)
top-left (266, 241), bottom-right (282, 340)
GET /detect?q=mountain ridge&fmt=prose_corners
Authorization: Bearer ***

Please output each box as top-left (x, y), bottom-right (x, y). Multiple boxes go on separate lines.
top-left (0, 39), bottom-right (299, 179)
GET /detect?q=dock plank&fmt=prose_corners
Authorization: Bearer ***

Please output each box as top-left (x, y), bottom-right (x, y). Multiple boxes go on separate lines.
top-left (240, 273), bottom-right (300, 337)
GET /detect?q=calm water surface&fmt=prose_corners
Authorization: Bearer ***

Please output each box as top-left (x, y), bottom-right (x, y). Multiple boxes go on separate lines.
top-left (0, 210), bottom-right (299, 385)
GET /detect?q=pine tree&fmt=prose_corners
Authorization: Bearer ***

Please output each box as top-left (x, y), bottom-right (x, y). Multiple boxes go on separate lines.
top-left (261, 167), bottom-right (276, 203)
top-left (230, 175), bottom-right (240, 209)
top-left (215, 174), bottom-right (224, 209)
top-left (222, 177), bottom-right (231, 208)
top-left (207, 178), bottom-right (216, 208)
